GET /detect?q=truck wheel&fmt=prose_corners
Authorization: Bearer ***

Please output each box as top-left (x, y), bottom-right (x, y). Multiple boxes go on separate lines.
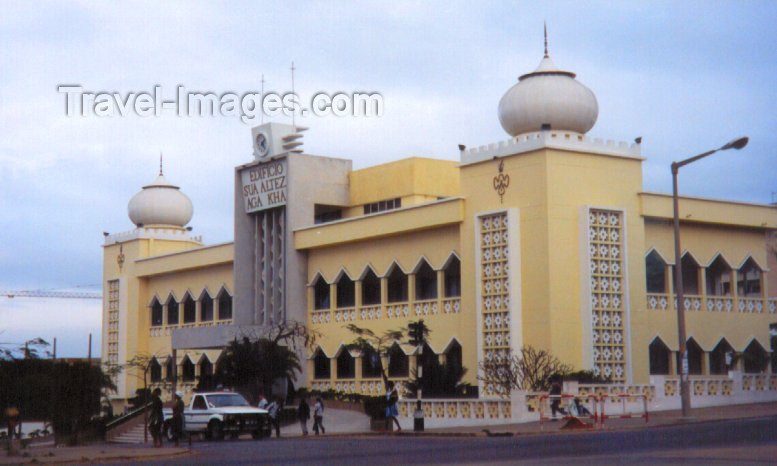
top-left (208, 420), bottom-right (224, 441)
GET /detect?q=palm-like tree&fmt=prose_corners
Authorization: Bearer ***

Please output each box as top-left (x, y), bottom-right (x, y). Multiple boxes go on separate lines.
top-left (214, 336), bottom-right (302, 404)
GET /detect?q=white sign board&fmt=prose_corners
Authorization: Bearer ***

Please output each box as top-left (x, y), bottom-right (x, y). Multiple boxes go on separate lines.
top-left (241, 159), bottom-right (287, 213)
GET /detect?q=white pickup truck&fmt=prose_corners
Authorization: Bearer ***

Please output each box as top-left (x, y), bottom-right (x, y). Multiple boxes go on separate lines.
top-left (163, 391), bottom-right (271, 440)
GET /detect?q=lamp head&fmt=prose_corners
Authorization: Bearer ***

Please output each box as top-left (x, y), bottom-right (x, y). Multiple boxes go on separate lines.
top-left (721, 136), bottom-right (748, 151)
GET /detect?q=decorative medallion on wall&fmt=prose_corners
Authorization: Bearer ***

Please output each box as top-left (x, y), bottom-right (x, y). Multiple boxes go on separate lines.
top-left (117, 245), bottom-right (125, 271)
top-left (492, 160), bottom-right (510, 203)
top-left (587, 209), bottom-right (626, 383)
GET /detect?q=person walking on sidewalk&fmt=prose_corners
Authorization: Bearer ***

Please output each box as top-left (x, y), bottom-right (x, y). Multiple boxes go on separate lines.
top-left (385, 382), bottom-right (401, 431)
top-left (549, 379), bottom-right (567, 420)
top-left (257, 391), bottom-right (269, 410)
top-left (267, 397), bottom-right (281, 438)
top-left (313, 397), bottom-right (325, 435)
top-left (298, 397), bottom-right (310, 436)
top-left (171, 391), bottom-right (185, 446)
top-left (149, 388), bottom-right (164, 447)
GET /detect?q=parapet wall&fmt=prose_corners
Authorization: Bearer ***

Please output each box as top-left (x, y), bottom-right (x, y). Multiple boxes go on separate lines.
top-left (460, 130), bottom-right (643, 166)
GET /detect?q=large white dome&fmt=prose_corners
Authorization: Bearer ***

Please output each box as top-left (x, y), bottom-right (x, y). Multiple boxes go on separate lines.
top-left (128, 173), bottom-right (193, 228)
top-left (498, 55), bottom-right (598, 137)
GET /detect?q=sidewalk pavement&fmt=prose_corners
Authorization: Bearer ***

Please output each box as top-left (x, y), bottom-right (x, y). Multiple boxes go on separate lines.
top-left (422, 401), bottom-right (777, 436)
top-left (3, 402), bottom-right (776, 464)
top-left (0, 445), bottom-right (189, 465)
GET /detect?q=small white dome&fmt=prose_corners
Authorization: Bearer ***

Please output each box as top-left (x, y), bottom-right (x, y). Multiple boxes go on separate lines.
top-left (498, 55), bottom-right (598, 137)
top-left (128, 173), bottom-right (193, 228)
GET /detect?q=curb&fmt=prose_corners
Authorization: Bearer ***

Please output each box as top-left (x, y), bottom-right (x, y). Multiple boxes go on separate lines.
top-left (0, 448), bottom-right (192, 465)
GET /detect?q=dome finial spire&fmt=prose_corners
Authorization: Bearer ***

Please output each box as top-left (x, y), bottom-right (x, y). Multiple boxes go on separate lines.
top-left (159, 152), bottom-right (163, 176)
top-left (544, 21), bottom-right (549, 58)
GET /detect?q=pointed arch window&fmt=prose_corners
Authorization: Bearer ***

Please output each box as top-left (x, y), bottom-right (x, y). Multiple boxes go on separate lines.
top-left (387, 265), bottom-right (408, 303)
top-left (200, 290), bottom-right (214, 322)
top-left (199, 357), bottom-right (214, 390)
top-left (443, 256), bottom-right (461, 298)
top-left (387, 343), bottom-right (409, 377)
top-left (151, 298), bottom-right (163, 327)
top-left (336, 350), bottom-right (355, 379)
top-left (645, 251), bottom-right (667, 294)
top-left (706, 256), bottom-right (732, 296)
top-left (415, 259), bottom-right (437, 300)
top-left (183, 293), bottom-right (196, 324)
top-left (313, 348), bottom-right (331, 379)
top-left (678, 338), bottom-right (703, 375)
top-left (738, 258), bottom-right (762, 297)
top-left (336, 273), bottom-right (355, 308)
top-left (313, 276), bottom-right (330, 310)
top-left (165, 357), bottom-right (175, 382)
top-left (444, 340), bottom-right (463, 384)
top-left (648, 338), bottom-right (671, 375)
top-left (682, 254), bottom-right (700, 294)
top-left (166, 295), bottom-right (179, 326)
top-left (361, 346), bottom-right (383, 379)
top-left (743, 340), bottom-right (768, 373)
top-left (710, 339), bottom-right (734, 375)
top-left (361, 269), bottom-right (381, 306)
top-left (181, 356), bottom-right (195, 382)
top-left (217, 288), bottom-right (232, 320)
top-left (672, 254), bottom-right (700, 295)
top-left (149, 357), bottom-right (162, 382)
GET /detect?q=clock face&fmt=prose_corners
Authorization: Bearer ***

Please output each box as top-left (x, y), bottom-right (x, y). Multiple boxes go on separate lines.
top-left (255, 132), bottom-right (269, 157)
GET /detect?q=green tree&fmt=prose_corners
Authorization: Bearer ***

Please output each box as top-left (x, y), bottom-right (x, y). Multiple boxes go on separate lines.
top-left (0, 357), bottom-right (115, 444)
top-left (213, 321), bottom-right (315, 403)
top-left (50, 361), bottom-right (116, 443)
top-left (345, 323), bottom-right (404, 388)
top-left (0, 337), bottom-right (51, 360)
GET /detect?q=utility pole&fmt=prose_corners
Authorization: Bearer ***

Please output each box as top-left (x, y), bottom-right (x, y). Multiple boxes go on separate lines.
top-left (53, 338), bottom-right (57, 359)
top-left (172, 348), bottom-right (178, 400)
top-left (88, 333), bottom-right (92, 365)
top-left (409, 320), bottom-right (426, 399)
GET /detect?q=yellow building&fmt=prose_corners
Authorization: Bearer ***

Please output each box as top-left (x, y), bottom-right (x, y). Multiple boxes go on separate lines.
top-left (102, 45), bottom-right (777, 415)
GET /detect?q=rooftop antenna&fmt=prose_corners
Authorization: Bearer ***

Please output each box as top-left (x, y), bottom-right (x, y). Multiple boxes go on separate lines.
top-left (290, 61), bottom-right (296, 130)
top-left (159, 152), bottom-right (163, 176)
top-left (544, 22), bottom-right (549, 58)
top-left (260, 74), bottom-right (265, 124)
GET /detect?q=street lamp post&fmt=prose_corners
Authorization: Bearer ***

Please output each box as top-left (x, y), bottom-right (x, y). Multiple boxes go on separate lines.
top-left (671, 136), bottom-right (748, 418)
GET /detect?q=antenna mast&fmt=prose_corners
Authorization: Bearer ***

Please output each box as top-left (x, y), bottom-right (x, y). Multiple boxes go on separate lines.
top-left (260, 74), bottom-right (265, 124)
top-left (290, 61), bottom-right (296, 130)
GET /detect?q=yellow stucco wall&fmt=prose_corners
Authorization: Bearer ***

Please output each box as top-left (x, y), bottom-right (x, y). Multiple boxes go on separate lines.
top-left (106, 148), bottom-right (777, 407)
top-left (640, 219), bottom-right (774, 355)
top-left (103, 235), bottom-right (232, 404)
top-left (306, 224), bottom-right (466, 373)
top-left (459, 148), bottom-right (649, 381)
top-left (348, 157), bottom-right (460, 208)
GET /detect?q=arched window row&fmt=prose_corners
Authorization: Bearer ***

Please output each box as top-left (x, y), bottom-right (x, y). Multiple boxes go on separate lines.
top-left (148, 354), bottom-right (217, 384)
top-left (644, 250), bottom-right (768, 312)
top-left (310, 255), bottom-right (461, 311)
top-left (149, 286), bottom-right (233, 327)
top-left (310, 340), bottom-right (464, 385)
top-left (648, 336), bottom-right (770, 376)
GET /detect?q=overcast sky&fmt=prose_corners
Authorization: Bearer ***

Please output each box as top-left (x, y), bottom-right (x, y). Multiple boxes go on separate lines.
top-left (1, 1), bottom-right (775, 357)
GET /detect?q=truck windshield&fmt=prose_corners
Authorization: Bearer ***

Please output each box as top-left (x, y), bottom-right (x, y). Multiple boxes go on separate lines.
top-left (206, 394), bottom-right (250, 407)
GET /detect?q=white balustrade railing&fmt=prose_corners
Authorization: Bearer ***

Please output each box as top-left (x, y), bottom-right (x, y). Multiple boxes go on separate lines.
top-left (311, 298), bottom-right (462, 323)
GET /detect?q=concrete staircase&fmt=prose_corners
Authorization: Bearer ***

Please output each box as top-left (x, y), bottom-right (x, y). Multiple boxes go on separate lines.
top-left (109, 422), bottom-right (149, 444)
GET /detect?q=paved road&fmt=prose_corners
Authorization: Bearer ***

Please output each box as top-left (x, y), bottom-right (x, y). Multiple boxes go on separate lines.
top-left (145, 416), bottom-right (777, 465)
